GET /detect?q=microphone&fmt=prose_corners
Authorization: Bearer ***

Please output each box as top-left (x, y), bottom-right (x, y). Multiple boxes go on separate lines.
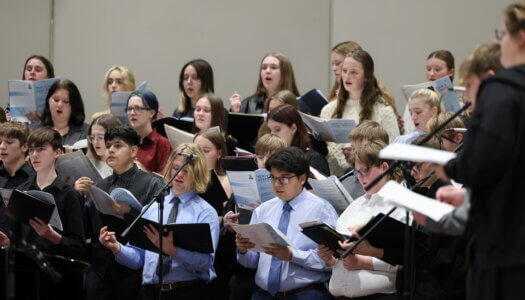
top-left (178, 153), bottom-right (196, 161)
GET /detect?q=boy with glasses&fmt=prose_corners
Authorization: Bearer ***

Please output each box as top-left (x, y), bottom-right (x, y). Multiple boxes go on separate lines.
top-left (236, 147), bottom-right (337, 299)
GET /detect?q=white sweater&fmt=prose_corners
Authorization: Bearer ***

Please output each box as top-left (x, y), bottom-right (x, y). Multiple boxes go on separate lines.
top-left (320, 99), bottom-right (399, 176)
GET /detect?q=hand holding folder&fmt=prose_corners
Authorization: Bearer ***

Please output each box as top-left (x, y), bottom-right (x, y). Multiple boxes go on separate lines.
top-left (127, 218), bottom-right (214, 254)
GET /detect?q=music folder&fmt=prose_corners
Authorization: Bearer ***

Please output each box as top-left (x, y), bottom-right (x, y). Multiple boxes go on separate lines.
top-left (127, 218), bottom-right (214, 253)
top-left (5, 189), bottom-right (55, 226)
top-left (153, 117), bottom-right (193, 137)
top-left (298, 89), bottom-right (328, 117)
top-left (227, 112), bottom-right (265, 153)
top-left (300, 221), bottom-right (350, 258)
top-left (356, 213), bottom-right (427, 249)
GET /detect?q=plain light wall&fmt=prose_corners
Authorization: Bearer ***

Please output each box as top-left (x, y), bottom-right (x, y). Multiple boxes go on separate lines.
top-left (1, 0), bottom-right (517, 117)
top-left (52, 0), bottom-right (331, 118)
top-left (0, 0), bottom-right (51, 106)
top-left (331, 0), bottom-right (515, 112)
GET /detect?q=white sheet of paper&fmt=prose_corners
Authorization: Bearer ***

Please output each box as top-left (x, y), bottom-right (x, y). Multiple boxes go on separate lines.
top-left (377, 180), bottom-right (454, 222)
top-left (164, 124), bottom-right (195, 148)
top-left (300, 113), bottom-right (357, 143)
top-left (308, 176), bottom-right (352, 215)
top-left (379, 143), bottom-right (456, 165)
top-left (88, 185), bottom-right (121, 219)
top-left (231, 223), bottom-right (291, 252)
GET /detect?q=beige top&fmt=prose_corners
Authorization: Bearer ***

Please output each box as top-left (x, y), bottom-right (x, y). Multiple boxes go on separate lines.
top-left (320, 98), bottom-right (399, 176)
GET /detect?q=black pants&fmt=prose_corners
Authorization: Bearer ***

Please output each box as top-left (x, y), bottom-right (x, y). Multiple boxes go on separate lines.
top-left (467, 265), bottom-right (525, 300)
top-left (84, 270), bottom-right (142, 300)
top-left (140, 281), bottom-right (208, 300)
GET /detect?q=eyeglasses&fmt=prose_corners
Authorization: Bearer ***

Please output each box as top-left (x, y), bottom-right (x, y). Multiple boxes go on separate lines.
top-left (268, 174), bottom-right (297, 185)
top-left (439, 134), bottom-right (457, 145)
top-left (125, 106), bottom-right (151, 113)
top-left (354, 167), bottom-right (370, 178)
top-left (495, 28), bottom-right (506, 41)
top-left (88, 135), bottom-right (105, 143)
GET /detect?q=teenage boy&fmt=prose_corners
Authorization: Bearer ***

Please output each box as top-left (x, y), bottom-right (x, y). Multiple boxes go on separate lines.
top-left (0, 121), bottom-right (34, 246)
top-left (341, 120), bottom-right (390, 199)
top-left (83, 125), bottom-right (164, 300)
top-left (17, 127), bottom-right (86, 299)
top-left (236, 147), bottom-right (338, 299)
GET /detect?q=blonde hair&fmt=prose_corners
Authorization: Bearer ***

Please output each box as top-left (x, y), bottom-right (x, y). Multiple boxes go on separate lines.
top-left (504, 2), bottom-right (525, 37)
top-left (162, 143), bottom-right (210, 194)
top-left (255, 134), bottom-right (286, 156)
top-left (426, 112), bottom-right (465, 140)
top-left (103, 66), bottom-right (136, 107)
top-left (348, 120), bottom-right (389, 144)
top-left (409, 88), bottom-right (443, 112)
top-left (349, 140), bottom-right (403, 183)
top-left (458, 41), bottom-right (502, 85)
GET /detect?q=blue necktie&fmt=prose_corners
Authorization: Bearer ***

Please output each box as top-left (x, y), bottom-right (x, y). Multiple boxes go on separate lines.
top-left (267, 202), bottom-right (292, 295)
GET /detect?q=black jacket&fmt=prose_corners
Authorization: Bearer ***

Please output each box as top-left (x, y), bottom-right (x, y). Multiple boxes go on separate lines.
top-left (445, 65), bottom-right (525, 268)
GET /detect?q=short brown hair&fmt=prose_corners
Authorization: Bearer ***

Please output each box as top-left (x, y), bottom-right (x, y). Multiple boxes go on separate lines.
top-left (255, 134), bottom-right (286, 156)
top-left (348, 120), bottom-right (389, 145)
top-left (27, 127), bottom-right (62, 150)
top-left (0, 122), bottom-right (30, 145)
top-left (349, 140), bottom-right (403, 183)
top-left (458, 41), bottom-right (503, 83)
top-left (162, 143), bottom-right (210, 194)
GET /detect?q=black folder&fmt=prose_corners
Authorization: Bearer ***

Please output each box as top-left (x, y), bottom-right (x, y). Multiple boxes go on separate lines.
top-left (301, 213), bottom-right (427, 255)
top-left (127, 218), bottom-right (214, 253)
top-left (224, 156), bottom-right (258, 172)
top-left (153, 117), bottom-right (193, 137)
top-left (300, 221), bottom-right (350, 258)
top-left (227, 113), bottom-right (265, 153)
top-left (355, 213), bottom-right (427, 249)
top-left (6, 189), bottom-right (55, 226)
top-left (298, 89), bottom-right (328, 117)
top-left (199, 171), bottom-right (229, 217)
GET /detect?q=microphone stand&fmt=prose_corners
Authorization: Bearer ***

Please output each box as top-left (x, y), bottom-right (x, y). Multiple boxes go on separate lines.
top-left (3, 230), bottom-right (62, 300)
top-left (121, 153), bottom-right (194, 300)
top-left (341, 103), bottom-right (470, 299)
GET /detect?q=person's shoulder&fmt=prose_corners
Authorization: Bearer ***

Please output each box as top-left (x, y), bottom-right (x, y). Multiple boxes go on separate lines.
top-left (320, 100), bottom-right (336, 117)
top-left (193, 194), bottom-right (219, 218)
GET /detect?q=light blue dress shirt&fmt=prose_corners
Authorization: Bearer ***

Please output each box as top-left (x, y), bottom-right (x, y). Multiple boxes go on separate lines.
top-left (393, 130), bottom-right (425, 144)
top-left (237, 188), bottom-right (338, 292)
top-left (115, 190), bottom-right (219, 284)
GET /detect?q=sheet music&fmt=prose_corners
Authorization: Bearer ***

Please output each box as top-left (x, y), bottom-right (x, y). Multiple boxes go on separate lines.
top-left (379, 143), bottom-right (456, 165)
top-left (164, 124), bottom-right (195, 148)
top-left (378, 180), bottom-right (454, 222)
top-left (231, 223), bottom-right (292, 252)
top-left (308, 176), bottom-right (352, 214)
top-left (88, 185), bottom-right (121, 219)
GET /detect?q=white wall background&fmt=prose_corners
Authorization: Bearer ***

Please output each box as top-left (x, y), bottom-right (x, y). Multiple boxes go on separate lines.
top-left (0, 0), bottom-right (516, 117)
top-left (0, 0), bottom-right (51, 105)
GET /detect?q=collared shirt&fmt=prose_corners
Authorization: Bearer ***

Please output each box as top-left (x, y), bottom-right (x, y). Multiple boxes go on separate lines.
top-left (329, 193), bottom-right (407, 298)
top-left (17, 175), bottom-right (86, 259)
top-left (237, 188), bottom-right (338, 292)
top-left (86, 164), bottom-right (163, 279)
top-left (115, 190), bottom-right (220, 284)
top-left (136, 129), bottom-right (172, 173)
top-left (393, 130), bottom-right (425, 144)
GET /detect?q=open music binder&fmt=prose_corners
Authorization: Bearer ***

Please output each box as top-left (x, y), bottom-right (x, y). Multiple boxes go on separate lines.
top-left (127, 218), bottom-right (214, 253)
